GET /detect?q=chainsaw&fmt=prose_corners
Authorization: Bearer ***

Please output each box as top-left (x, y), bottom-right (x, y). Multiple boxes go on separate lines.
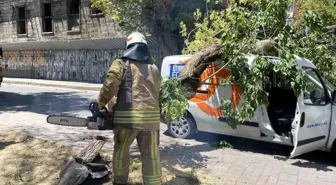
top-left (47, 102), bottom-right (114, 130)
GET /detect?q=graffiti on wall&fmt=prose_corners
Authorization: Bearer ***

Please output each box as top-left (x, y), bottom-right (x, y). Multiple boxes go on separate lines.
top-left (4, 51), bottom-right (48, 67)
top-left (2, 48), bottom-right (165, 83)
top-left (3, 50), bottom-right (124, 83)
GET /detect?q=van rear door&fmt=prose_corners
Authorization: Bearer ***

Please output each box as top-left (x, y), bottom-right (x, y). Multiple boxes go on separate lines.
top-left (290, 68), bottom-right (331, 158)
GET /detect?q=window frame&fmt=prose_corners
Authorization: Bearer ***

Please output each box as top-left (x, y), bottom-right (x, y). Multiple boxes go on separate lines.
top-left (67, 0), bottom-right (81, 33)
top-left (90, 4), bottom-right (104, 18)
top-left (302, 67), bottom-right (331, 106)
top-left (16, 6), bottom-right (27, 35)
top-left (41, 2), bottom-right (53, 34)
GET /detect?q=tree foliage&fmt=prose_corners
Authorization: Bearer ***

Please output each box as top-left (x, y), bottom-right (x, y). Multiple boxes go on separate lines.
top-left (176, 0), bottom-right (336, 127)
top-left (295, 0), bottom-right (336, 27)
top-left (89, 0), bottom-right (207, 53)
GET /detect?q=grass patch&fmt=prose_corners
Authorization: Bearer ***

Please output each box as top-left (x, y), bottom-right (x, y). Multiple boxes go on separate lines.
top-left (210, 140), bottom-right (233, 149)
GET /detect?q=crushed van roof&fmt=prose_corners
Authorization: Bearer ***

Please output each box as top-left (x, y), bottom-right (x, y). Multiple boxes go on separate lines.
top-left (162, 54), bottom-right (316, 69)
top-left (246, 55), bottom-right (316, 69)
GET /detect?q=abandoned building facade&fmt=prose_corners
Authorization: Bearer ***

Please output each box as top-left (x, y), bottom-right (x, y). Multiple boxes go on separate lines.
top-left (0, 0), bottom-right (164, 83)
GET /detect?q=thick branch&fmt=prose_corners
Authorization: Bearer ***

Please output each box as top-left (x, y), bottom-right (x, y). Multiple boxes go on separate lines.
top-left (178, 42), bottom-right (222, 99)
top-left (178, 39), bottom-right (277, 99)
top-left (77, 136), bottom-right (107, 163)
top-left (180, 42), bottom-right (222, 81)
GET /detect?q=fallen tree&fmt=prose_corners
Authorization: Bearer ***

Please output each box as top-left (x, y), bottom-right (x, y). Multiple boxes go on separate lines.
top-left (160, 0), bottom-right (336, 127)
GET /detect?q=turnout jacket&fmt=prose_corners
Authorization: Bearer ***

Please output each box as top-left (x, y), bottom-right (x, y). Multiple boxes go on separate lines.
top-left (98, 59), bottom-right (161, 130)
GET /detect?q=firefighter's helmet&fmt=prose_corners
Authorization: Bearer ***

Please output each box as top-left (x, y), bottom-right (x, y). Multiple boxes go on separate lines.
top-left (126, 32), bottom-right (148, 49)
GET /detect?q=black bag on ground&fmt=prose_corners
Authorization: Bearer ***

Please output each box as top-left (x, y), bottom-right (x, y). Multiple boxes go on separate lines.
top-left (58, 158), bottom-right (109, 185)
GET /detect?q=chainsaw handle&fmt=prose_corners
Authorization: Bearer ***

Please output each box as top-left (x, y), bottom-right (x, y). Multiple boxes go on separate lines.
top-left (99, 107), bottom-right (109, 116)
top-left (89, 102), bottom-right (108, 118)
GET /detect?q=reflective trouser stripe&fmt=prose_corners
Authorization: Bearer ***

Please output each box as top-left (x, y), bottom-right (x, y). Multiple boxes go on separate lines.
top-left (143, 175), bottom-right (162, 185)
top-left (113, 128), bottom-right (161, 185)
top-left (113, 129), bottom-right (130, 177)
top-left (142, 131), bottom-right (161, 185)
top-left (114, 168), bottom-right (129, 176)
top-left (151, 131), bottom-right (159, 176)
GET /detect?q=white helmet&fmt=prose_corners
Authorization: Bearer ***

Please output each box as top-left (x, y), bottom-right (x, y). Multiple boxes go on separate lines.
top-left (126, 32), bottom-right (148, 49)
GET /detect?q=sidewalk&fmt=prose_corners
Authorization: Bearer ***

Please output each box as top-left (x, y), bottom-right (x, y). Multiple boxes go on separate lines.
top-left (2, 77), bottom-right (101, 91)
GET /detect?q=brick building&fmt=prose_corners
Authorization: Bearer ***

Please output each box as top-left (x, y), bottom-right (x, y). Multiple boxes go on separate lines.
top-left (0, 0), bottom-right (165, 83)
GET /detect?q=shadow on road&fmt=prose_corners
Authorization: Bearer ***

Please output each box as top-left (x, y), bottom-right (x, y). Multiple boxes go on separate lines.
top-left (0, 141), bottom-right (16, 150)
top-left (0, 91), bottom-right (93, 116)
top-left (129, 136), bottom-right (216, 184)
top-left (163, 130), bottom-right (336, 172)
top-left (91, 148), bottom-right (206, 185)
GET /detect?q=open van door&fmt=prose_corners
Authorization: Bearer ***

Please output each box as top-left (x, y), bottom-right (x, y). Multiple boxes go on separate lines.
top-left (290, 68), bottom-right (331, 158)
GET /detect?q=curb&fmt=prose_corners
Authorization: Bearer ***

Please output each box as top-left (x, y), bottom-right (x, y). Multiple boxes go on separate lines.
top-left (3, 80), bottom-right (101, 91)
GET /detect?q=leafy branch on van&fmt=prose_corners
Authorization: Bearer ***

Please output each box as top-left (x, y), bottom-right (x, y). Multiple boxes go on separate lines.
top-left (159, 78), bottom-right (188, 122)
top-left (177, 0), bottom-right (335, 128)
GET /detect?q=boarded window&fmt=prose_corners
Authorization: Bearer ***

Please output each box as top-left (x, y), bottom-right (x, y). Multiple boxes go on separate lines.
top-left (42, 2), bottom-right (53, 33)
top-left (67, 0), bottom-right (80, 31)
top-left (17, 6), bottom-right (26, 34)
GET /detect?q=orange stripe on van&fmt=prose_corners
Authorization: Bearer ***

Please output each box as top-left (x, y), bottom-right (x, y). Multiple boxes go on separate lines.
top-left (180, 62), bottom-right (241, 117)
top-left (180, 59), bottom-right (189, 65)
top-left (197, 102), bottom-right (223, 117)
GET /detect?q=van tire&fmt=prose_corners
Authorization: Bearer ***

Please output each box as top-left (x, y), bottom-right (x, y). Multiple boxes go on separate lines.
top-left (168, 115), bottom-right (196, 139)
top-left (331, 140), bottom-right (336, 155)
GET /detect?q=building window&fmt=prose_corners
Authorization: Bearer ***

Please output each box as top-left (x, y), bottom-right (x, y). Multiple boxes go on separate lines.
top-left (42, 2), bottom-right (53, 33)
top-left (91, 4), bottom-right (103, 16)
top-left (91, 7), bottom-right (102, 15)
top-left (67, 0), bottom-right (80, 32)
top-left (17, 6), bottom-right (26, 35)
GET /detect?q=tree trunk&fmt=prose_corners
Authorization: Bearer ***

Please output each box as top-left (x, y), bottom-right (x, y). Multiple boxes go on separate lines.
top-left (178, 39), bottom-right (276, 99)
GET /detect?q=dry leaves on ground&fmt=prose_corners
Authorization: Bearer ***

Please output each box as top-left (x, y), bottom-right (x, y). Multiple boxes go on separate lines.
top-left (0, 126), bottom-right (218, 185)
top-left (0, 126), bottom-right (74, 185)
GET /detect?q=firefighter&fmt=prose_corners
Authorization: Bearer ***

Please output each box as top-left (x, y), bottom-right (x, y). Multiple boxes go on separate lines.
top-left (97, 32), bottom-right (162, 185)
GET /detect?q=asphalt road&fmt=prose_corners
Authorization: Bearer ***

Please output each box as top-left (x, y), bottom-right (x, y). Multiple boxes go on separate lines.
top-left (0, 83), bottom-right (98, 117)
top-left (2, 83), bottom-right (336, 185)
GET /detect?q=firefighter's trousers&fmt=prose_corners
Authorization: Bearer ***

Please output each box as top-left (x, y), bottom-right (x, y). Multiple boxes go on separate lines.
top-left (113, 127), bottom-right (161, 185)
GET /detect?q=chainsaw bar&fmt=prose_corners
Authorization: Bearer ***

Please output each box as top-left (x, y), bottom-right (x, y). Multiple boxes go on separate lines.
top-left (47, 115), bottom-right (88, 127)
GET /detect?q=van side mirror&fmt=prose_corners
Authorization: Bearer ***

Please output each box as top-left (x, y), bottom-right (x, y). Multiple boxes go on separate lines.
top-left (332, 90), bottom-right (336, 103)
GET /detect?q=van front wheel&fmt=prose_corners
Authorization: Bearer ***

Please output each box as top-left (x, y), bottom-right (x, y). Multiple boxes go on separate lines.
top-left (331, 140), bottom-right (336, 155)
top-left (168, 116), bottom-right (196, 139)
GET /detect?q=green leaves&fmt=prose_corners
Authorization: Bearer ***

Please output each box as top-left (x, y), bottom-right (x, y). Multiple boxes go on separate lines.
top-left (296, 0), bottom-right (336, 27)
top-left (180, 9), bottom-right (227, 55)
top-left (159, 78), bottom-right (188, 122)
top-left (177, 0), bottom-right (336, 129)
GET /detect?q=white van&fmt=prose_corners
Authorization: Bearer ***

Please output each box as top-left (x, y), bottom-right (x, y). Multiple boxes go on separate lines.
top-left (161, 55), bottom-right (336, 158)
